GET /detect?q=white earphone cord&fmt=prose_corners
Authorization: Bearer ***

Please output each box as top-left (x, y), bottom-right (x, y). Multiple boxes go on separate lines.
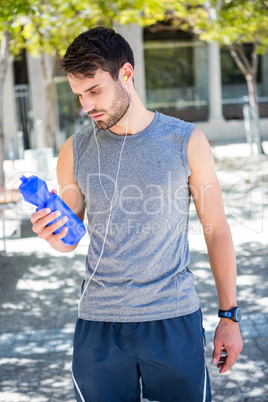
top-left (78, 85), bottom-right (131, 311)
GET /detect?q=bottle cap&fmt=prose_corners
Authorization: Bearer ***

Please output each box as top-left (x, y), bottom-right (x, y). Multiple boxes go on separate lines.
top-left (18, 175), bottom-right (49, 207)
top-left (19, 175), bottom-right (28, 184)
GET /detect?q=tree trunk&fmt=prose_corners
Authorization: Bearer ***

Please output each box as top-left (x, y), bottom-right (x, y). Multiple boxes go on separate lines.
top-left (44, 80), bottom-right (53, 148)
top-left (0, 31), bottom-right (11, 188)
top-left (229, 44), bottom-right (264, 154)
top-left (245, 72), bottom-right (257, 108)
top-left (40, 52), bottom-right (57, 148)
top-left (245, 74), bottom-right (264, 154)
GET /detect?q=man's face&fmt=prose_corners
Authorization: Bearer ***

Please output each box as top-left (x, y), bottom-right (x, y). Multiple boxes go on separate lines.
top-left (68, 69), bottom-right (130, 131)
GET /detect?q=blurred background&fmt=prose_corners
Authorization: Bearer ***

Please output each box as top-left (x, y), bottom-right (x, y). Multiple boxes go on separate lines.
top-left (0, 1), bottom-right (268, 401)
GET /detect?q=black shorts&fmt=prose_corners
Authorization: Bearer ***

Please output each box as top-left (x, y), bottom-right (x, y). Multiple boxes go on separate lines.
top-left (72, 309), bottom-right (211, 402)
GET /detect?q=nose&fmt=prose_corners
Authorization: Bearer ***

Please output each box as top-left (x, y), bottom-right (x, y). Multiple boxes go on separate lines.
top-left (80, 96), bottom-right (95, 113)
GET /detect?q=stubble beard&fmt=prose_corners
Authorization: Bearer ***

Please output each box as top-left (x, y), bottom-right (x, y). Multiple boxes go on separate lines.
top-left (90, 80), bottom-right (130, 130)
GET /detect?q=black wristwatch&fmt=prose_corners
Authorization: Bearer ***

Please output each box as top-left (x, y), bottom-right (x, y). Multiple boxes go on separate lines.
top-left (218, 306), bottom-right (242, 322)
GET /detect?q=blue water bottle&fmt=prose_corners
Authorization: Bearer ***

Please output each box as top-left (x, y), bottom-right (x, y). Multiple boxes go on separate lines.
top-left (19, 174), bottom-right (86, 246)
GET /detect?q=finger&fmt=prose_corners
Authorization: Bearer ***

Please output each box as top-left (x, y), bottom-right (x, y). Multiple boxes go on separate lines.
top-left (32, 211), bottom-right (61, 234)
top-left (40, 216), bottom-right (68, 240)
top-left (42, 211), bottom-right (62, 227)
top-left (217, 356), bottom-right (227, 368)
top-left (212, 342), bottom-right (222, 365)
top-left (45, 226), bottom-right (68, 243)
top-left (218, 352), bottom-right (237, 374)
top-left (31, 208), bottom-right (51, 224)
top-left (50, 189), bottom-right (57, 195)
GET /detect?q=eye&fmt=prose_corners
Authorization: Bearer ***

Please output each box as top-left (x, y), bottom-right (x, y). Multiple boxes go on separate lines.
top-left (91, 88), bottom-right (100, 94)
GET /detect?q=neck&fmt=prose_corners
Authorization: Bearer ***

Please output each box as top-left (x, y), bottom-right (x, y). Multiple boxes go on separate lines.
top-left (108, 89), bottom-right (155, 136)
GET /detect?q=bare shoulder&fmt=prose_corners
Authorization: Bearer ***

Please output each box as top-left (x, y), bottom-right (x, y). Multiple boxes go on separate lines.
top-left (57, 137), bottom-right (74, 181)
top-left (58, 136), bottom-right (73, 163)
top-left (188, 126), bottom-right (214, 174)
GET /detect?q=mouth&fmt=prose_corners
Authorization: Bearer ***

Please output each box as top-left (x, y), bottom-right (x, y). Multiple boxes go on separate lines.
top-left (90, 113), bottom-right (104, 121)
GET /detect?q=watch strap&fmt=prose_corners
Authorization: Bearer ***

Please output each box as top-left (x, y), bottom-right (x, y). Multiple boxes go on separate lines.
top-left (218, 306), bottom-right (241, 322)
top-left (218, 310), bottom-right (232, 318)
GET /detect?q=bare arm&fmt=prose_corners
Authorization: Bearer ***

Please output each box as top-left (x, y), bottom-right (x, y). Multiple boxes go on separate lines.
top-left (31, 137), bottom-right (85, 253)
top-left (188, 127), bottom-right (243, 373)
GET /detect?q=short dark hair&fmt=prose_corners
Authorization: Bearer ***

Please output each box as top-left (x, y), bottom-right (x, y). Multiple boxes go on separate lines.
top-left (60, 26), bottom-right (135, 80)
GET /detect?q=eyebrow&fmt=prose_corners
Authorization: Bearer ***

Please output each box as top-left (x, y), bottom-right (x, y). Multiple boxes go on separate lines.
top-left (73, 84), bottom-right (100, 96)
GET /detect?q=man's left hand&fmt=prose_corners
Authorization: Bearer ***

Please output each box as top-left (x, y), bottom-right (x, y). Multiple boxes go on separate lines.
top-left (212, 319), bottom-right (243, 374)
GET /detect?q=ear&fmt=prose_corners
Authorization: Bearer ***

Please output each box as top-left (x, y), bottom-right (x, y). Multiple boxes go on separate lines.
top-left (120, 62), bottom-right (133, 84)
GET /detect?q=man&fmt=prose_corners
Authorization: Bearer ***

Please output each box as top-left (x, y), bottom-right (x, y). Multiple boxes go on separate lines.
top-left (31, 26), bottom-right (243, 402)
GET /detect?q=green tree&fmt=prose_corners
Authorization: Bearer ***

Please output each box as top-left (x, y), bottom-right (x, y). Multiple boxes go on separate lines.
top-left (16, 0), bottom-right (101, 149)
top-left (0, 0), bottom-right (32, 187)
top-left (170, 0), bottom-right (268, 153)
top-left (17, 0), bottom-right (173, 149)
top-left (17, 0), bottom-right (173, 146)
top-left (0, 0), bottom-right (171, 187)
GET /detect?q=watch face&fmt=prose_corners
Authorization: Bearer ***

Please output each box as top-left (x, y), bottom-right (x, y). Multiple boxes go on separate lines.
top-left (235, 307), bottom-right (242, 321)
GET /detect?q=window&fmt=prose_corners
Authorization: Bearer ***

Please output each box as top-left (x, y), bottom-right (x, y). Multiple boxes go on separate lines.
top-left (144, 29), bottom-right (208, 122)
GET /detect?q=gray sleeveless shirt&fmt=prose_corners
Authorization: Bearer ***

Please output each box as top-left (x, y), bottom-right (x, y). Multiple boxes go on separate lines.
top-left (72, 112), bottom-right (199, 322)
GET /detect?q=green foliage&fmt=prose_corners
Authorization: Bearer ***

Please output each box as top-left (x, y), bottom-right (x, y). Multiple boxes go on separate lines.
top-left (0, 0), bottom-right (31, 22)
top-left (12, 0), bottom-right (98, 56)
top-left (1, 0), bottom-right (267, 68)
top-left (191, 0), bottom-right (268, 55)
top-left (153, 1), bottom-right (268, 56)
top-left (0, 0), bottom-right (173, 59)
top-left (0, 0), bottom-right (32, 54)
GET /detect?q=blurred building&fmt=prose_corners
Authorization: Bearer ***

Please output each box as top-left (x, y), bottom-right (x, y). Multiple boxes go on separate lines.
top-left (3, 24), bottom-right (268, 158)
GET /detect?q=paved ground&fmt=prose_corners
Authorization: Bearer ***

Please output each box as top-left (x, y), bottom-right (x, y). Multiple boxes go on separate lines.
top-left (0, 141), bottom-right (268, 401)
